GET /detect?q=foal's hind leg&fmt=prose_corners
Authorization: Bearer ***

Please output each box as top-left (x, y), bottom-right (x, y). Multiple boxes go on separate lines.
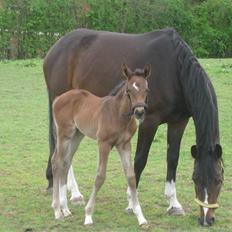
top-left (65, 130), bottom-right (85, 205)
top-left (117, 143), bottom-right (147, 226)
top-left (58, 130), bottom-right (85, 217)
top-left (52, 128), bottom-right (82, 219)
top-left (67, 165), bottom-right (85, 205)
top-left (84, 142), bottom-right (111, 225)
top-left (165, 119), bottom-right (188, 216)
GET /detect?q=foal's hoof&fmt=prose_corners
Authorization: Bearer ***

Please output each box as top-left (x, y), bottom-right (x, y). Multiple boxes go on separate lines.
top-left (168, 207), bottom-right (185, 216)
top-left (140, 222), bottom-right (149, 230)
top-left (62, 208), bottom-right (72, 217)
top-left (54, 210), bottom-right (64, 220)
top-left (125, 206), bottom-right (133, 214)
top-left (71, 195), bottom-right (85, 206)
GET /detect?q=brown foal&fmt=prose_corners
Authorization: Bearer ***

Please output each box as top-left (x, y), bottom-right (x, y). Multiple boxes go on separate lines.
top-left (51, 64), bottom-right (151, 225)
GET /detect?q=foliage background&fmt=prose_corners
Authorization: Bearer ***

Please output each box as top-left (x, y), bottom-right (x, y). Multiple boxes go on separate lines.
top-left (0, 0), bottom-right (232, 59)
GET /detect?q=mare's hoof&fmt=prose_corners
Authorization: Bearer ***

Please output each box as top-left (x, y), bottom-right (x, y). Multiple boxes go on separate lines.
top-left (125, 207), bottom-right (133, 214)
top-left (168, 207), bottom-right (185, 216)
top-left (71, 195), bottom-right (85, 206)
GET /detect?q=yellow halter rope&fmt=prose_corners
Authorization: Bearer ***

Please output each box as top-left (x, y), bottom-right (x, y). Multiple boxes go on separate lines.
top-left (194, 198), bottom-right (219, 209)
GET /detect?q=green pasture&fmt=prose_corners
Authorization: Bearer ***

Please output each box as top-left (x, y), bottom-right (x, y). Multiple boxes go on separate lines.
top-left (0, 59), bottom-right (231, 232)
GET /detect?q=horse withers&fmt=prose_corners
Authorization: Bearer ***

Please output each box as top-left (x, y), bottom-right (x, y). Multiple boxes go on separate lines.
top-left (51, 64), bottom-right (150, 226)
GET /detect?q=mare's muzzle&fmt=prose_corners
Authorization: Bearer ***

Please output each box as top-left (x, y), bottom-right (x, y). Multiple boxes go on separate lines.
top-left (132, 103), bottom-right (148, 120)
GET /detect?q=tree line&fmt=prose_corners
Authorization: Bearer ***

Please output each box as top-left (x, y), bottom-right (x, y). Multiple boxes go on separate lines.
top-left (0, 0), bottom-right (232, 59)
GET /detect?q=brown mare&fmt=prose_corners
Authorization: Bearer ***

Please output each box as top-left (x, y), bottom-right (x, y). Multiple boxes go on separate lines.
top-left (51, 64), bottom-right (150, 225)
top-left (44, 28), bottom-right (224, 226)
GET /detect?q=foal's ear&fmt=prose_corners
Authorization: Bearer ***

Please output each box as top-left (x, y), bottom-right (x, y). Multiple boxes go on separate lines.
top-left (121, 63), bottom-right (132, 79)
top-left (191, 145), bottom-right (198, 159)
top-left (214, 144), bottom-right (222, 159)
top-left (144, 64), bottom-right (151, 79)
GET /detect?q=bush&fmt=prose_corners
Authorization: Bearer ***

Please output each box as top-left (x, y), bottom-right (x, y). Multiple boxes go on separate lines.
top-left (0, 0), bottom-right (231, 59)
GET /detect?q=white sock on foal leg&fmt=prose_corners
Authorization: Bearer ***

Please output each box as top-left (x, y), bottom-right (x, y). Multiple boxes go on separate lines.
top-left (67, 166), bottom-right (85, 205)
top-left (125, 187), bottom-right (133, 213)
top-left (164, 180), bottom-right (184, 214)
top-left (129, 187), bottom-right (147, 225)
top-left (59, 184), bottom-right (71, 217)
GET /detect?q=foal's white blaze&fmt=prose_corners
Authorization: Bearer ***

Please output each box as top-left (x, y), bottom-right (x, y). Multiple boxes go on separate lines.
top-left (133, 82), bottom-right (139, 91)
top-left (67, 165), bottom-right (84, 204)
top-left (165, 180), bottom-right (182, 211)
top-left (203, 188), bottom-right (209, 225)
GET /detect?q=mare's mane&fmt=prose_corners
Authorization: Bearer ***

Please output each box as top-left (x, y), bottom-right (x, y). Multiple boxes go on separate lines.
top-left (171, 29), bottom-right (220, 188)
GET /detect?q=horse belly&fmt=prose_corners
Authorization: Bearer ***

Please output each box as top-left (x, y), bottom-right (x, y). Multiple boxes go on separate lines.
top-left (74, 114), bottom-right (98, 140)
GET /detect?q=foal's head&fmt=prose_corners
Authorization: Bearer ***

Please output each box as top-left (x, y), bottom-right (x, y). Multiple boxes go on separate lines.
top-left (122, 64), bottom-right (151, 122)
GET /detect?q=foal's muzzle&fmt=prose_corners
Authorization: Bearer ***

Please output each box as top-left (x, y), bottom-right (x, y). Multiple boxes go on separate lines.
top-left (133, 103), bottom-right (148, 121)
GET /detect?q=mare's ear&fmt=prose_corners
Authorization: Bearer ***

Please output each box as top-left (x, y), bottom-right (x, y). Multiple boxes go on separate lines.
top-left (121, 63), bottom-right (132, 79)
top-left (214, 144), bottom-right (222, 159)
top-left (191, 145), bottom-right (198, 159)
top-left (144, 64), bottom-right (151, 79)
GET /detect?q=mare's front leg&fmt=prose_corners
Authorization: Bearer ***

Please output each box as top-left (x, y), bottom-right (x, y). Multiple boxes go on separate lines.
top-left (165, 119), bottom-right (188, 216)
top-left (84, 141), bottom-right (111, 225)
top-left (117, 143), bottom-right (147, 226)
top-left (131, 117), bottom-right (158, 212)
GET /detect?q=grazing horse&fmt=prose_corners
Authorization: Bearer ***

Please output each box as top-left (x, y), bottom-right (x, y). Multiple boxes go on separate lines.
top-left (43, 28), bottom-right (224, 226)
top-left (51, 64), bottom-right (150, 225)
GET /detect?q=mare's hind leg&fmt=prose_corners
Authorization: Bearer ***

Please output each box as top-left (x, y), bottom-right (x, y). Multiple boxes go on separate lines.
top-left (84, 141), bottom-right (111, 225)
top-left (117, 143), bottom-right (147, 226)
top-left (165, 119), bottom-right (188, 216)
top-left (46, 95), bottom-right (56, 192)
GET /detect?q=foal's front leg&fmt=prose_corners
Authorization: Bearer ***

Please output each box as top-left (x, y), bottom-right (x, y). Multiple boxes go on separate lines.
top-left (117, 143), bottom-right (147, 226)
top-left (84, 142), bottom-right (111, 225)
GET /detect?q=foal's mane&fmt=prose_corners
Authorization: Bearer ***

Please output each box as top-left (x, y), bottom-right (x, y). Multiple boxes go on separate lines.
top-left (108, 69), bottom-right (146, 96)
top-left (108, 80), bottom-right (126, 96)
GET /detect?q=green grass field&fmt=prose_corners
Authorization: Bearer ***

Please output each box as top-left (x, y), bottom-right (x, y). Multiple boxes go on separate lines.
top-left (0, 59), bottom-right (231, 232)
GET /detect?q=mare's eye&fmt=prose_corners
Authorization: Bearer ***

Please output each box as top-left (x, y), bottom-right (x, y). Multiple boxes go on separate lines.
top-left (146, 88), bottom-right (150, 93)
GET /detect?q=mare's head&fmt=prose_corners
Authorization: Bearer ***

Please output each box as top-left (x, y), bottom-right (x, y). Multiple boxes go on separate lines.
top-left (122, 64), bottom-right (151, 122)
top-left (191, 144), bottom-right (224, 226)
